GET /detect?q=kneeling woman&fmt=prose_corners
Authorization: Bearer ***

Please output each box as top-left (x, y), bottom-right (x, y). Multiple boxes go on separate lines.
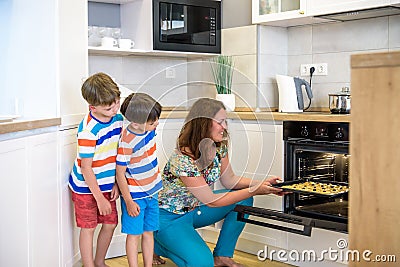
top-left (154, 98), bottom-right (283, 267)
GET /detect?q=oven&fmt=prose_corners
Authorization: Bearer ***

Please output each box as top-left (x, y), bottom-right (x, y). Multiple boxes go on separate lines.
top-left (234, 121), bottom-right (350, 236)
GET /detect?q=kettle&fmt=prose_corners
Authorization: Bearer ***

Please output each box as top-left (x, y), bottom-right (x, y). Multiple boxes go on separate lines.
top-left (276, 74), bottom-right (313, 113)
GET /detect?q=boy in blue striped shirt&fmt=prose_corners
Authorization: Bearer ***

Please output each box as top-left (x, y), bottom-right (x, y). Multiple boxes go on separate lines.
top-left (116, 93), bottom-right (162, 267)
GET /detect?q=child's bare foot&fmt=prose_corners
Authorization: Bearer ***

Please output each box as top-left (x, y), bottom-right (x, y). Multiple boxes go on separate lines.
top-left (94, 262), bottom-right (110, 267)
top-left (153, 254), bottom-right (166, 265)
top-left (214, 256), bottom-right (244, 267)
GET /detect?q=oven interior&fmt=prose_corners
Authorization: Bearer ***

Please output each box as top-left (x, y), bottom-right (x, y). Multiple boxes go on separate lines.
top-left (285, 148), bottom-right (350, 223)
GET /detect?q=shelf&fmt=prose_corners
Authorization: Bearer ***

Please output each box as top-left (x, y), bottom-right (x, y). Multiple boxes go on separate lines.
top-left (88, 46), bottom-right (218, 59)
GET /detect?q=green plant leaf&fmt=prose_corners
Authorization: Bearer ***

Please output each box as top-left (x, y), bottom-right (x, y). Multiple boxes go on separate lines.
top-left (210, 55), bottom-right (234, 94)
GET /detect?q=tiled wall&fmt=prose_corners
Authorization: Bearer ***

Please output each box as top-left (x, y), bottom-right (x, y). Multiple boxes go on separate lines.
top-left (260, 15), bottom-right (400, 109)
top-left (89, 15), bottom-right (400, 110)
top-left (89, 56), bottom-right (189, 108)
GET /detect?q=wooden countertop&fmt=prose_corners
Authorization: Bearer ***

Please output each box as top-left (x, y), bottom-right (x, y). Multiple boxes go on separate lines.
top-left (160, 110), bottom-right (351, 123)
top-left (0, 110), bottom-right (350, 135)
top-left (0, 118), bottom-right (61, 135)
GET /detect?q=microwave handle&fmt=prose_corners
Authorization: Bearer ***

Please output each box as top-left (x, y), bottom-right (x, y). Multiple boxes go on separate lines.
top-left (234, 205), bottom-right (313, 236)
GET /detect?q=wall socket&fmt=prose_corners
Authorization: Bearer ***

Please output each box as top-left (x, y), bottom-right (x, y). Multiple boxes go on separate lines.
top-left (165, 67), bottom-right (176, 79)
top-left (300, 63), bottom-right (328, 76)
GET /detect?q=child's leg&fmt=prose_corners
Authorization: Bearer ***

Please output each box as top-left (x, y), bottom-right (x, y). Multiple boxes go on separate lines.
top-left (94, 223), bottom-right (117, 267)
top-left (80, 227), bottom-right (96, 267)
top-left (141, 231), bottom-right (154, 267)
top-left (126, 234), bottom-right (141, 267)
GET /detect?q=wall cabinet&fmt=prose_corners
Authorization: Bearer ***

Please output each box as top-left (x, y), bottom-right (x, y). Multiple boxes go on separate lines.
top-left (252, 0), bottom-right (308, 26)
top-left (252, 0), bottom-right (396, 26)
top-left (307, 0), bottom-right (388, 16)
top-left (88, 1), bottom-right (216, 58)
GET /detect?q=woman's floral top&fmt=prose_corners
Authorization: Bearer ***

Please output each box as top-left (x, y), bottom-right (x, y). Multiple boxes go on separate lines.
top-left (158, 145), bottom-right (228, 214)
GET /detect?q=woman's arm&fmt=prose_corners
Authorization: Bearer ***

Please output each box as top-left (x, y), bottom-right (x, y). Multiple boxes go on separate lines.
top-left (219, 152), bottom-right (282, 190)
top-left (180, 174), bottom-right (282, 207)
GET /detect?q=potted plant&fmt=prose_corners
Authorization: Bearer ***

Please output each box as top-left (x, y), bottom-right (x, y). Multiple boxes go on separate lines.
top-left (210, 55), bottom-right (235, 111)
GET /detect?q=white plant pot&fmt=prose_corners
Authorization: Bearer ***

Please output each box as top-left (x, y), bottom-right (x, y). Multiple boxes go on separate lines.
top-left (216, 94), bottom-right (235, 112)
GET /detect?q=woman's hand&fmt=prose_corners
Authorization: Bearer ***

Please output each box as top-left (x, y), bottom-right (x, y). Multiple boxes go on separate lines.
top-left (249, 177), bottom-right (283, 195)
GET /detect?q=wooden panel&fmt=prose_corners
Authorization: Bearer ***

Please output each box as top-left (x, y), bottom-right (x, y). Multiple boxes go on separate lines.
top-left (349, 51), bottom-right (400, 266)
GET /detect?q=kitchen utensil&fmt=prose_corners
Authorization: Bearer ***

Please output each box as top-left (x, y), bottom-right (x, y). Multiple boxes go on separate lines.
top-left (329, 87), bottom-right (351, 114)
top-left (276, 74), bottom-right (313, 113)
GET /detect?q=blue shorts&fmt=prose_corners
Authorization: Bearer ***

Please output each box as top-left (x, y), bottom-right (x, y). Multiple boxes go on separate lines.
top-left (120, 194), bottom-right (159, 235)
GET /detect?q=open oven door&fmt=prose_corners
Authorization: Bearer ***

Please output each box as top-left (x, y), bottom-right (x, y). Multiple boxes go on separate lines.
top-left (234, 205), bottom-right (347, 237)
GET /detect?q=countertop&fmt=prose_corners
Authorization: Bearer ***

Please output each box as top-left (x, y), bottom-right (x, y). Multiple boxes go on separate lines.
top-left (160, 110), bottom-right (351, 123)
top-left (0, 118), bottom-right (61, 135)
top-left (0, 110), bottom-right (350, 136)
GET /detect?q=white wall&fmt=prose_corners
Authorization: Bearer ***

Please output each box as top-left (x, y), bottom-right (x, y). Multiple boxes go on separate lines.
top-left (259, 15), bottom-right (400, 109)
top-left (88, 56), bottom-right (189, 108)
top-left (0, 0), bottom-right (58, 118)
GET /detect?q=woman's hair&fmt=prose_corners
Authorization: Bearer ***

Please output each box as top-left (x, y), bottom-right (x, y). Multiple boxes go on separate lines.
top-left (81, 72), bottom-right (121, 106)
top-left (120, 92), bottom-right (162, 123)
top-left (178, 98), bottom-right (228, 160)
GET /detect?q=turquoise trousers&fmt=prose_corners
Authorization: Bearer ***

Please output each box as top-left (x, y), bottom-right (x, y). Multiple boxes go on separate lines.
top-left (154, 190), bottom-right (253, 267)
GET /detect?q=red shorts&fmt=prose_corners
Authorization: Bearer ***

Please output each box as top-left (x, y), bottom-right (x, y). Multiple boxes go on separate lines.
top-left (71, 190), bottom-right (118, 228)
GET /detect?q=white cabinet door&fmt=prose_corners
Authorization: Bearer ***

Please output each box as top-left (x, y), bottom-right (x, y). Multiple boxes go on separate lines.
top-left (156, 119), bottom-right (184, 170)
top-left (252, 0), bottom-right (307, 24)
top-left (307, 0), bottom-right (388, 16)
top-left (58, 128), bottom-right (81, 266)
top-left (228, 120), bottom-right (287, 252)
top-left (27, 132), bottom-right (60, 266)
top-left (0, 138), bottom-right (29, 267)
top-left (0, 132), bottom-right (60, 267)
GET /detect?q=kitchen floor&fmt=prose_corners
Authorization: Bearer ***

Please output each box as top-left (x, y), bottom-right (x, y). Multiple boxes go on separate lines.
top-left (105, 243), bottom-right (294, 267)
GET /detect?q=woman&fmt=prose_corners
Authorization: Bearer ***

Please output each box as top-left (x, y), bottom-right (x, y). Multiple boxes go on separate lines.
top-left (154, 98), bottom-right (283, 267)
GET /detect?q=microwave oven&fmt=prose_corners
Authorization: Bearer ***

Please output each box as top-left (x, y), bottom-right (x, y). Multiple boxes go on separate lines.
top-left (153, 0), bottom-right (221, 53)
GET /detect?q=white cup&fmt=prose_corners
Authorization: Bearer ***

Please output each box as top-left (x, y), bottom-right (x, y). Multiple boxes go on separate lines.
top-left (101, 37), bottom-right (117, 48)
top-left (118, 38), bottom-right (135, 50)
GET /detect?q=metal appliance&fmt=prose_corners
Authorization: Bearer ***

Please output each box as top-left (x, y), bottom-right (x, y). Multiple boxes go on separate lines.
top-left (153, 0), bottom-right (221, 53)
top-left (276, 75), bottom-right (313, 113)
top-left (235, 121), bottom-right (350, 236)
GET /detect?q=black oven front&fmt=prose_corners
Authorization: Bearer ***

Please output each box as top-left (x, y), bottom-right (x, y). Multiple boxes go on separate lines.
top-left (153, 0), bottom-right (221, 53)
top-left (234, 121), bottom-right (350, 236)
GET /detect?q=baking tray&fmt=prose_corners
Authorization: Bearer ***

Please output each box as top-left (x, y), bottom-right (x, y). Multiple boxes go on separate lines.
top-left (272, 180), bottom-right (349, 197)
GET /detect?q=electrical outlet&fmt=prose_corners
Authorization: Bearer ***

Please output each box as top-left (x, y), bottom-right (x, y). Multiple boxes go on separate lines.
top-left (300, 63), bottom-right (328, 76)
top-left (165, 67), bottom-right (176, 79)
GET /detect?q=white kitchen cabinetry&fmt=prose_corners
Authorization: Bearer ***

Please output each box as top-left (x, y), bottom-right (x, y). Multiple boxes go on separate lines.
top-left (200, 120), bottom-right (287, 253)
top-left (307, 0), bottom-right (388, 16)
top-left (229, 120), bottom-right (287, 253)
top-left (0, 131), bottom-right (59, 267)
top-left (252, 0), bottom-right (309, 26)
top-left (88, 1), bottom-right (215, 59)
top-left (156, 119), bottom-right (184, 168)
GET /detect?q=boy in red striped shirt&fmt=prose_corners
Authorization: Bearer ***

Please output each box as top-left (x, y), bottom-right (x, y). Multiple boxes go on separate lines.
top-left (69, 72), bottom-right (123, 267)
top-left (116, 93), bottom-right (162, 267)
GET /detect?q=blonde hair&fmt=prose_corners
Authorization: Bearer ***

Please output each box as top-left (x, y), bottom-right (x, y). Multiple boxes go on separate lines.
top-left (81, 72), bottom-right (121, 106)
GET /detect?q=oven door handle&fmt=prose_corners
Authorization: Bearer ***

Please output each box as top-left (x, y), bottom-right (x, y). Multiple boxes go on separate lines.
top-left (234, 205), bottom-right (313, 236)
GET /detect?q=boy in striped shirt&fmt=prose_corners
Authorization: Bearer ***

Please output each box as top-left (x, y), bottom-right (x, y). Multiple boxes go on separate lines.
top-left (116, 93), bottom-right (163, 267)
top-left (69, 72), bottom-right (123, 267)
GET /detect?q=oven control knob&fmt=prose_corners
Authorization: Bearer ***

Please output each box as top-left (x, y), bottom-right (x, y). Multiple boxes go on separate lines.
top-left (335, 128), bottom-right (344, 139)
top-left (300, 126), bottom-right (309, 137)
